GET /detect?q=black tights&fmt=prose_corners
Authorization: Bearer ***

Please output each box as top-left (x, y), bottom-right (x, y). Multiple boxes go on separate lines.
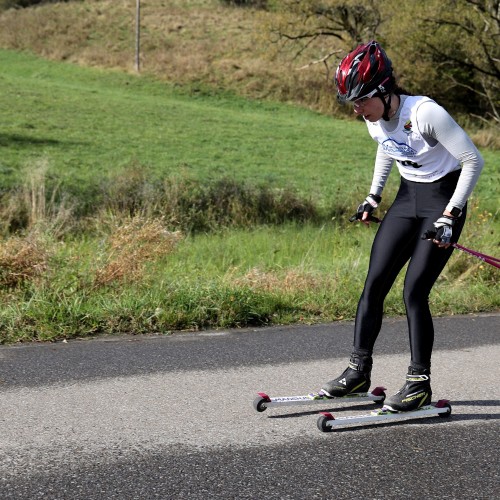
top-left (353, 171), bottom-right (466, 370)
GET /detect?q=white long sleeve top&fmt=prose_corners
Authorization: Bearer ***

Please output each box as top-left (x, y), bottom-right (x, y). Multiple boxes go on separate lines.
top-left (366, 95), bottom-right (484, 213)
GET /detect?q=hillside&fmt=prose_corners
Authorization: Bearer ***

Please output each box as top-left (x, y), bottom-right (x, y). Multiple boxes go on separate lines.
top-left (1, 0), bottom-right (499, 149)
top-left (0, 0), bottom-right (338, 113)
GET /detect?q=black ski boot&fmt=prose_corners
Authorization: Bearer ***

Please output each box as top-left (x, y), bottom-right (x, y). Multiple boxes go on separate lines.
top-left (384, 367), bottom-right (432, 412)
top-left (320, 354), bottom-right (372, 398)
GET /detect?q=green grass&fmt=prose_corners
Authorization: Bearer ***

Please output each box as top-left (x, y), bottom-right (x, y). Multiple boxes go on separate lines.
top-left (1, 221), bottom-right (498, 343)
top-left (0, 49), bottom-right (498, 342)
top-left (1, 49), bottom-right (498, 214)
top-left (0, 49), bottom-right (375, 201)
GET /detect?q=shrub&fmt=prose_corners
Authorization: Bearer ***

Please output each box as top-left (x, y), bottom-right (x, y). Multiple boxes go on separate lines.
top-left (0, 168), bottom-right (324, 237)
top-left (219, 0), bottom-right (269, 9)
top-left (161, 177), bottom-right (319, 232)
top-left (0, 0), bottom-right (76, 10)
top-left (1, 0), bottom-right (52, 10)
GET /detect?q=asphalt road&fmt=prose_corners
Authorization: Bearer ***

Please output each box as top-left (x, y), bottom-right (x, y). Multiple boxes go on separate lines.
top-left (0, 314), bottom-right (498, 499)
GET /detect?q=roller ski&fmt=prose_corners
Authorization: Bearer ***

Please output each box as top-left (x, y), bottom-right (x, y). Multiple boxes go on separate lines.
top-left (317, 367), bottom-right (451, 432)
top-left (253, 386), bottom-right (386, 413)
top-left (254, 353), bottom-right (385, 413)
top-left (317, 399), bottom-right (451, 432)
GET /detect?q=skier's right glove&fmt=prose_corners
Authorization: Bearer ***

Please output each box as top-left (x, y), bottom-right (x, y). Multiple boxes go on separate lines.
top-left (349, 194), bottom-right (382, 223)
top-left (421, 215), bottom-right (456, 245)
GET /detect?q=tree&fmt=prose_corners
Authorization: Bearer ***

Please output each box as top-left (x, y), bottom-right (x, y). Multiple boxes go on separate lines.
top-left (267, 0), bottom-right (384, 78)
top-left (384, 0), bottom-right (500, 125)
top-left (266, 1), bottom-right (499, 123)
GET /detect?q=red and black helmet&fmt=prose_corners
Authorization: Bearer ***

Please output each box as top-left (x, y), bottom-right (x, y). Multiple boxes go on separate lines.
top-left (335, 41), bottom-right (395, 104)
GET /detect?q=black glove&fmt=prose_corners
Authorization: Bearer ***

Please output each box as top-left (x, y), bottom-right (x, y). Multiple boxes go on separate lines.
top-left (349, 194), bottom-right (382, 223)
top-left (421, 215), bottom-right (456, 244)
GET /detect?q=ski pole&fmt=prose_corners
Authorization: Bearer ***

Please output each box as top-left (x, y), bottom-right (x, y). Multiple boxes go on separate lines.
top-left (349, 214), bottom-right (499, 269)
top-left (451, 243), bottom-right (500, 269)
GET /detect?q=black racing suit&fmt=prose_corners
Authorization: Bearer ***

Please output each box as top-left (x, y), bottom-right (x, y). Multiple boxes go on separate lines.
top-left (353, 170), bottom-right (466, 370)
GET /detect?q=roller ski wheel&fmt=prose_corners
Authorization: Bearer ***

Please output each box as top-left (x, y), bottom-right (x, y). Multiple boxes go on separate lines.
top-left (316, 399), bottom-right (451, 432)
top-left (253, 394), bottom-right (270, 413)
top-left (438, 401), bottom-right (452, 418)
top-left (253, 386), bottom-right (386, 413)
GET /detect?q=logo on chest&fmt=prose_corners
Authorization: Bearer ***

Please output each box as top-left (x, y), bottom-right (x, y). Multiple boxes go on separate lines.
top-left (403, 120), bottom-right (413, 135)
top-left (381, 138), bottom-right (417, 157)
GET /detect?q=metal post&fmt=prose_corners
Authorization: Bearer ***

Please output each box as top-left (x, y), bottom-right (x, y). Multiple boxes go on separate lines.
top-left (135, 0), bottom-right (141, 72)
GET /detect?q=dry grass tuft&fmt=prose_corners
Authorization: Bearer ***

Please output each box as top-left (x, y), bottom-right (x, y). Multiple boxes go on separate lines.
top-left (470, 126), bottom-right (500, 150)
top-left (0, 232), bottom-right (50, 287)
top-left (93, 216), bottom-right (182, 287)
top-left (230, 266), bottom-right (326, 293)
top-left (0, 159), bottom-right (74, 237)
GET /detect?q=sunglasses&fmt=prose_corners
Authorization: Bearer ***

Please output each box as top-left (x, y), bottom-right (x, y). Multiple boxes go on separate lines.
top-left (350, 96), bottom-right (370, 106)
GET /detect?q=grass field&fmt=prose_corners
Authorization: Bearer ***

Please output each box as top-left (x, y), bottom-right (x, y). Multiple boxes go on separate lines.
top-left (0, 49), bottom-right (379, 204)
top-left (0, 49), bottom-right (498, 342)
top-left (2, 49), bottom-right (498, 214)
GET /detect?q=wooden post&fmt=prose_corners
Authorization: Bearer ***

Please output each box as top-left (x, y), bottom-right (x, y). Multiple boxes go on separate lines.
top-left (135, 0), bottom-right (141, 72)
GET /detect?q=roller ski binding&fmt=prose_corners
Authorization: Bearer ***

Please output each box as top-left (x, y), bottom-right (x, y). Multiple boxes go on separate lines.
top-left (320, 353), bottom-right (372, 398)
top-left (317, 367), bottom-right (451, 432)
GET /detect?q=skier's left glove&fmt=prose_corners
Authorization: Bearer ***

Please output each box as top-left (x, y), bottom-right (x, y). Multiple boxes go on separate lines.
top-left (421, 215), bottom-right (456, 245)
top-left (349, 194), bottom-right (382, 223)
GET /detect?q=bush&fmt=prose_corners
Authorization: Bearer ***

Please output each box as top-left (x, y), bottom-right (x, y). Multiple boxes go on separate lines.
top-left (0, 172), bottom-right (323, 236)
top-left (159, 177), bottom-right (320, 232)
top-left (0, 0), bottom-right (73, 10)
top-left (219, 0), bottom-right (268, 9)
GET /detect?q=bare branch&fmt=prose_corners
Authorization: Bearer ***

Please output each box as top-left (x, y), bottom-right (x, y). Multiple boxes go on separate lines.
top-left (274, 30), bottom-right (343, 42)
top-left (423, 41), bottom-right (500, 78)
top-left (471, 112), bottom-right (500, 126)
top-left (296, 51), bottom-right (342, 71)
top-left (295, 50), bottom-right (342, 82)
top-left (448, 74), bottom-right (500, 123)
top-left (463, 0), bottom-right (500, 23)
